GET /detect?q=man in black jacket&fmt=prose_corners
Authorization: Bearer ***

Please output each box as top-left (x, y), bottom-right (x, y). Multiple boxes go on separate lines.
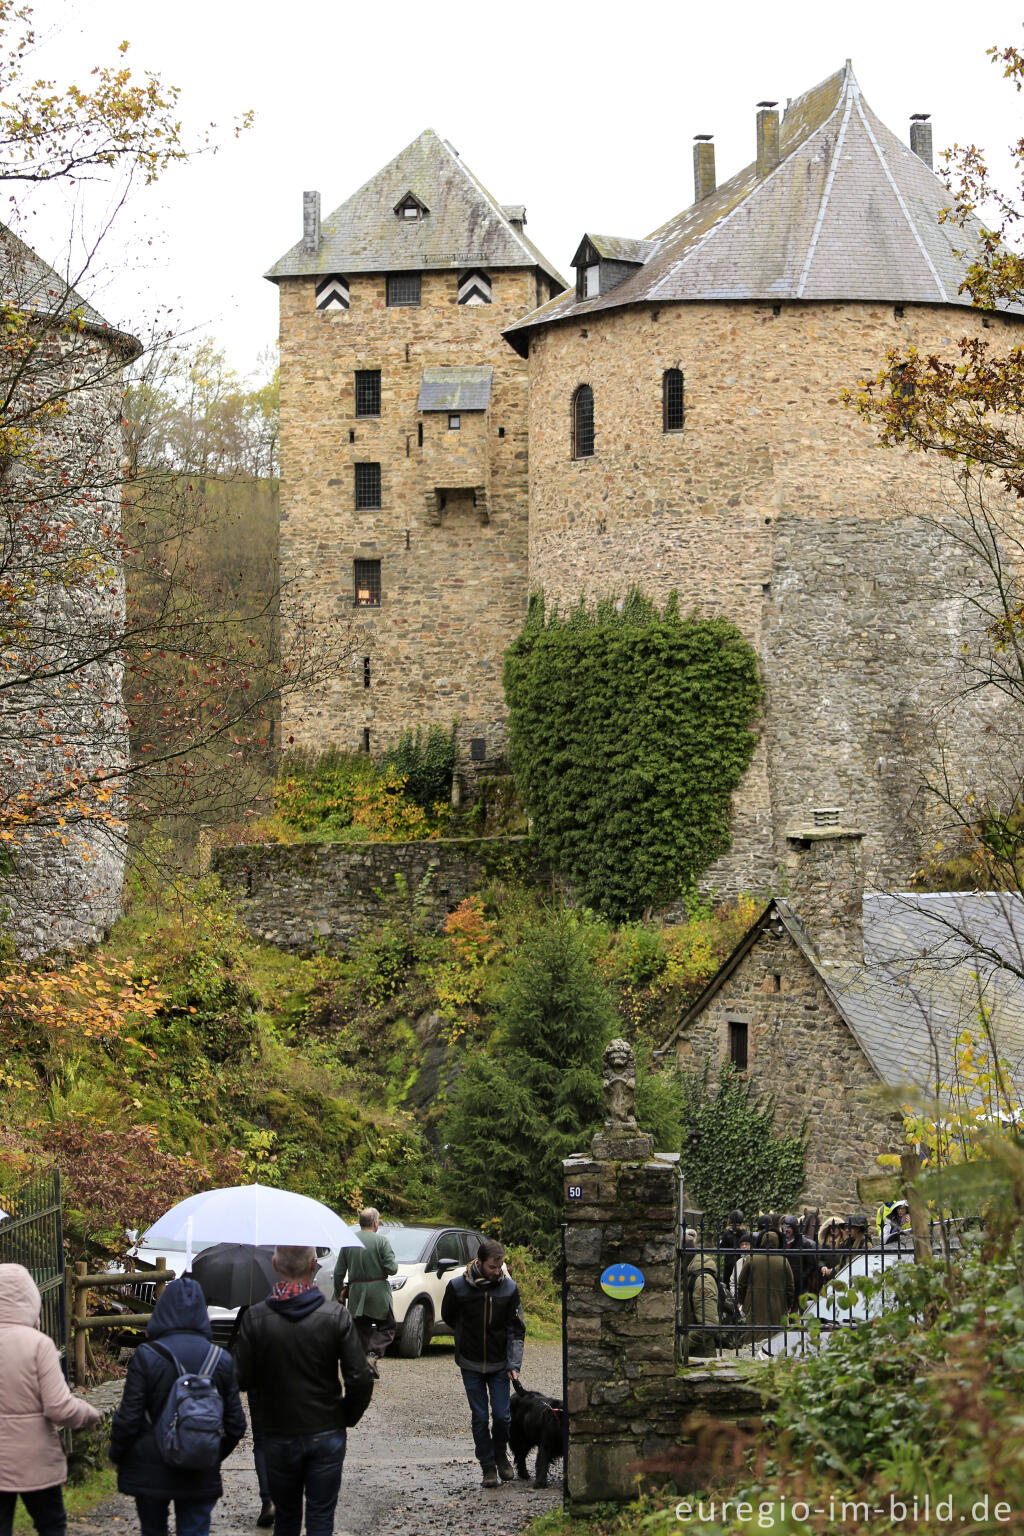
top-left (110, 1276), bottom-right (246, 1536)
top-left (440, 1238), bottom-right (525, 1489)
top-left (235, 1245), bottom-right (374, 1536)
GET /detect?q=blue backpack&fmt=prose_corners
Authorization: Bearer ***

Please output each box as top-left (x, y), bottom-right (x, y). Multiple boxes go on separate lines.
top-left (145, 1341), bottom-right (225, 1469)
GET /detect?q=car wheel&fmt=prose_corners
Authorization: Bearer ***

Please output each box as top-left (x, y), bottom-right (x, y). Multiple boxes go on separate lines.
top-left (398, 1301), bottom-right (429, 1358)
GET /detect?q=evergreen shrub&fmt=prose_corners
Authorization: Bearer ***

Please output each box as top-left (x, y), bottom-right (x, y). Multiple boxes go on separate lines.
top-left (503, 589), bottom-right (762, 920)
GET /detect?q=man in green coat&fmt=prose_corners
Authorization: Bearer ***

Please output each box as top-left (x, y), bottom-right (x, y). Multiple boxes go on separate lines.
top-left (737, 1229), bottom-right (794, 1340)
top-left (333, 1208), bottom-right (398, 1376)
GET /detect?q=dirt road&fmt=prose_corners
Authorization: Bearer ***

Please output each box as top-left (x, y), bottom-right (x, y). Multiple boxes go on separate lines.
top-left (67, 1340), bottom-right (562, 1536)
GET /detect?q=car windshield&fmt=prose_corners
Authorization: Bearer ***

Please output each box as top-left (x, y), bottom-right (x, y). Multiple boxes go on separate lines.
top-left (383, 1226), bottom-right (447, 1263)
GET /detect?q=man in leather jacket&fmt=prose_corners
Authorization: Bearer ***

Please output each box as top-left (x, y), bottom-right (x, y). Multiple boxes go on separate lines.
top-left (440, 1238), bottom-right (525, 1489)
top-left (235, 1245), bottom-right (374, 1536)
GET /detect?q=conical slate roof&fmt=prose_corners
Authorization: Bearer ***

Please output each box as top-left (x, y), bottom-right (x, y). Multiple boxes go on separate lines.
top-left (265, 129), bottom-right (565, 287)
top-left (505, 63), bottom-right (1021, 354)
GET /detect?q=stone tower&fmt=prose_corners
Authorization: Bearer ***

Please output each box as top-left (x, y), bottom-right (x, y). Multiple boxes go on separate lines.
top-left (504, 63), bottom-right (1024, 895)
top-left (266, 131), bottom-right (564, 773)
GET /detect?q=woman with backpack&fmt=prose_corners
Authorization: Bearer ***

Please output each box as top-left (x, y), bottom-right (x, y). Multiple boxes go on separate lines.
top-left (110, 1275), bottom-right (245, 1536)
top-left (0, 1262), bottom-right (102, 1536)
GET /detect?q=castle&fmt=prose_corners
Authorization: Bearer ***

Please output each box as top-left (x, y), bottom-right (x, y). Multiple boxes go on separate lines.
top-left (266, 63), bottom-right (1022, 898)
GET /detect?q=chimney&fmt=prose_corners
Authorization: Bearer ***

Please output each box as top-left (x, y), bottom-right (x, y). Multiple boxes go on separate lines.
top-left (302, 190), bottom-right (321, 255)
top-left (784, 812), bottom-right (865, 964)
top-left (503, 204), bottom-right (527, 232)
top-left (756, 101), bottom-right (780, 178)
top-left (909, 114), bottom-right (932, 170)
top-left (693, 136), bottom-right (716, 202)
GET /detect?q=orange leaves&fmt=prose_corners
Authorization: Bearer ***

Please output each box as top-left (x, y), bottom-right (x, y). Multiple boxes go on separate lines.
top-left (0, 949), bottom-right (165, 1051)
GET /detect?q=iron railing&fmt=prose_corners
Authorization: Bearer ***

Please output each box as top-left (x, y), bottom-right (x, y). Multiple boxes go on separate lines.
top-left (0, 1167), bottom-right (66, 1367)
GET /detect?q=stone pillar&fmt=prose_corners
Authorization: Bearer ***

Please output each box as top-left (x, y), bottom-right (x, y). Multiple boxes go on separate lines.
top-left (562, 1122), bottom-right (680, 1503)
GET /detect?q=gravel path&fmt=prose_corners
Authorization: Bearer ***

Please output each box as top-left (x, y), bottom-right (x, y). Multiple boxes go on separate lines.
top-left (68, 1339), bottom-right (563, 1536)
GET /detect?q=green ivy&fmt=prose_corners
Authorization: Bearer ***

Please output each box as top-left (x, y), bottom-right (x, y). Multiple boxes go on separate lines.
top-left (678, 1061), bottom-right (807, 1229)
top-left (503, 589), bottom-right (762, 920)
top-left (382, 723), bottom-right (457, 812)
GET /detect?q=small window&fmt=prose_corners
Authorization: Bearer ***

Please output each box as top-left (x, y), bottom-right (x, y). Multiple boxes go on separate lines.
top-left (353, 559), bottom-right (381, 607)
top-left (572, 384), bottom-right (595, 460)
top-left (403, 204), bottom-right (419, 220)
top-left (355, 370), bottom-right (381, 417)
top-left (362, 727), bottom-right (371, 752)
top-left (584, 264), bottom-right (600, 297)
top-left (470, 737), bottom-right (486, 762)
top-left (387, 272), bottom-right (421, 307)
top-left (663, 368), bottom-right (684, 432)
top-left (728, 1020), bottom-right (748, 1071)
top-left (362, 657), bottom-right (371, 689)
top-left (892, 363), bottom-right (915, 401)
top-left (354, 462), bottom-right (381, 510)
top-left (448, 413), bottom-right (460, 431)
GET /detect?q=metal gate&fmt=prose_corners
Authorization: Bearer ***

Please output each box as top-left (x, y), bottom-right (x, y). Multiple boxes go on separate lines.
top-left (0, 1167), bottom-right (66, 1367)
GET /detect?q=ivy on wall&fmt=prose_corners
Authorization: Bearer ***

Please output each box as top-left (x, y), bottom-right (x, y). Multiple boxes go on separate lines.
top-left (503, 590), bottom-right (762, 920)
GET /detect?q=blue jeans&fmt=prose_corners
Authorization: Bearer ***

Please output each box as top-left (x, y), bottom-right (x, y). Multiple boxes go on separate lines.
top-left (460, 1369), bottom-right (511, 1466)
top-left (0, 1486), bottom-right (66, 1536)
top-left (133, 1496), bottom-right (216, 1536)
top-left (263, 1428), bottom-right (347, 1536)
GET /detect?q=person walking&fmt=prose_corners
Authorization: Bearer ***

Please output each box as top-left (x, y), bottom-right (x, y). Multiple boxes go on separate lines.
top-left (0, 1262), bottom-right (102, 1536)
top-left (235, 1245), bottom-right (374, 1536)
top-left (440, 1238), bottom-right (525, 1489)
top-left (332, 1208), bottom-right (397, 1377)
top-left (109, 1275), bottom-right (245, 1536)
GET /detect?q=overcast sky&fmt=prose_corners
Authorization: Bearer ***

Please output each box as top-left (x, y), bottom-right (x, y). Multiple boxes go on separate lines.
top-left (16, 0), bottom-right (1024, 380)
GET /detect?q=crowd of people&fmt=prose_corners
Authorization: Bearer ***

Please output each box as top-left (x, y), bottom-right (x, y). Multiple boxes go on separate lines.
top-left (682, 1201), bottom-right (914, 1351)
top-left (0, 1219), bottom-right (528, 1536)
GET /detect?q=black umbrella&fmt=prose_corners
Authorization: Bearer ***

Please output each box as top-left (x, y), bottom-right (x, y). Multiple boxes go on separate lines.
top-left (191, 1243), bottom-right (277, 1308)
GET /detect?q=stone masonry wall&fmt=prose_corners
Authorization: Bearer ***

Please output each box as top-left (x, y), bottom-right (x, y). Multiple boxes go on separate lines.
top-left (526, 299), bottom-right (1020, 895)
top-left (212, 836), bottom-right (541, 952)
top-left (562, 1144), bottom-right (764, 1503)
top-left (277, 268), bottom-right (539, 778)
top-left (674, 923), bottom-right (903, 1212)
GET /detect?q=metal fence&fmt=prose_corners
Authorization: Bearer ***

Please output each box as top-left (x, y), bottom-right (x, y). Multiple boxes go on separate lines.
top-left (0, 1167), bottom-right (66, 1367)
top-left (677, 1212), bottom-right (955, 1364)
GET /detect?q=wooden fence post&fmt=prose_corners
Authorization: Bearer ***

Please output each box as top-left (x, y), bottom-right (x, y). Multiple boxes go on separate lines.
top-left (154, 1255), bottom-right (168, 1302)
top-left (73, 1262), bottom-right (87, 1386)
top-left (900, 1151), bottom-right (932, 1263)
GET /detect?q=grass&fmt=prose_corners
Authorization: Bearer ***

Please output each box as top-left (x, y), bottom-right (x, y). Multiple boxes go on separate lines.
top-left (527, 1492), bottom-right (678, 1533)
top-left (13, 1467), bottom-right (117, 1531)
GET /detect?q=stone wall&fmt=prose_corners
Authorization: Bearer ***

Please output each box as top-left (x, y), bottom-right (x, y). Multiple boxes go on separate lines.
top-left (562, 1138), bottom-right (764, 1504)
top-left (672, 918), bottom-right (903, 1213)
top-left (212, 835), bottom-right (541, 952)
top-left (525, 299), bottom-right (1019, 895)
top-left (276, 267), bottom-right (541, 779)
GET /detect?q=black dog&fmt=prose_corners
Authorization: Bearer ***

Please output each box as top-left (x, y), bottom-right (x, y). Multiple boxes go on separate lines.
top-left (509, 1378), bottom-right (565, 1488)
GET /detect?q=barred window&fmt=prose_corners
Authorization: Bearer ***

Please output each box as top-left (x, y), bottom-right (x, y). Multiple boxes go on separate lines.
top-left (353, 559), bottom-right (381, 607)
top-left (663, 368), bottom-right (685, 432)
top-left (355, 370), bottom-right (381, 417)
top-left (571, 384), bottom-right (595, 460)
top-left (354, 462), bottom-right (381, 509)
top-left (386, 272), bottom-right (421, 307)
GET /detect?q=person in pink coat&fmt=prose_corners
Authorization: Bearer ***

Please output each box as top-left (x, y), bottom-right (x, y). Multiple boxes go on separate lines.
top-left (0, 1262), bottom-right (100, 1536)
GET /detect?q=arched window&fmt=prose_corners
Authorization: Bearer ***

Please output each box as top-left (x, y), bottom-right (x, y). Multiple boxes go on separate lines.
top-left (663, 368), bottom-right (684, 432)
top-left (572, 384), bottom-right (595, 459)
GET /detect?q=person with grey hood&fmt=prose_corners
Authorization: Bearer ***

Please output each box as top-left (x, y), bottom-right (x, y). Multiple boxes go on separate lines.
top-left (440, 1239), bottom-right (525, 1488)
top-left (0, 1262), bottom-right (101, 1536)
top-left (109, 1274), bottom-right (245, 1536)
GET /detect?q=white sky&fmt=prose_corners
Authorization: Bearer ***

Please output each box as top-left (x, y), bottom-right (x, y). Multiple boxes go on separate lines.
top-left (15, 0), bottom-right (1024, 380)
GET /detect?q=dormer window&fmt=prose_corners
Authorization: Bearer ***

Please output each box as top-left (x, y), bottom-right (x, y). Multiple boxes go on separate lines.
top-left (394, 191), bottom-right (429, 222)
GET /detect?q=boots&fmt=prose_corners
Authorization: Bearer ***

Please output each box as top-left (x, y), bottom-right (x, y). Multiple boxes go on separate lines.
top-left (481, 1465), bottom-right (499, 1488)
top-left (495, 1447), bottom-right (515, 1482)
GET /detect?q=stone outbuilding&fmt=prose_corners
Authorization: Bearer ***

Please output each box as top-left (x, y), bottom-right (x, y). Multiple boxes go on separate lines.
top-left (659, 821), bottom-right (1024, 1212)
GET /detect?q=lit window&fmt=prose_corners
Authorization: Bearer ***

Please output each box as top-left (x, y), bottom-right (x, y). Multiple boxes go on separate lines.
top-left (355, 370), bottom-right (381, 417)
top-left (387, 273), bottom-right (421, 307)
top-left (354, 463), bottom-right (381, 510)
top-left (728, 1020), bottom-right (748, 1071)
top-left (572, 385), bottom-right (595, 460)
top-left (663, 368), bottom-right (684, 432)
top-left (353, 559), bottom-right (381, 607)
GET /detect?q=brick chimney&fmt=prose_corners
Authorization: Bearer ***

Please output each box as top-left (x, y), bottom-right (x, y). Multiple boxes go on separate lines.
top-left (693, 136), bottom-right (716, 202)
top-left (302, 190), bottom-right (321, 255)
top-left (784, 810), bottom-right (865, 963)
top-left (756, 102), bottom-right (780, 178)
top-left (909, 114), bottom-right (932, 170)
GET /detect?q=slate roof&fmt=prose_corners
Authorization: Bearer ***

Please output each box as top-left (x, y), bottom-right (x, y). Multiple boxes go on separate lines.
top-left (665, 891), bottom-right (1024, 1107)
top-left (505, 62), bottom-right (1024, 355)
top-left (265, 130), bottom-right (565, 289)
top-left (417, 366), bottom-right (493, 412)
top-left (575, 234), bottom-right (655, 265)
top-left (0, 224), bottom-right (136, 351)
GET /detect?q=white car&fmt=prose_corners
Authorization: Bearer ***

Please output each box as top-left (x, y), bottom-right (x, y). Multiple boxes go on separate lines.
top-left (315, 1223), bottom-right (486, 1358)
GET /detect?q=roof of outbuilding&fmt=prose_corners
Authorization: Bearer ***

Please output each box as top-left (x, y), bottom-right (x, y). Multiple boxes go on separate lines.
top-left (265, 129), bottom-right (566, 289)
top-left (505, 62), bottom-right (1024, 355)
top-left (0, 224), bottom-right (138, 353)
top-left (417, 366), bottom-right (493, 412)
top-left (665, 891), bottom-right (1024, 1106)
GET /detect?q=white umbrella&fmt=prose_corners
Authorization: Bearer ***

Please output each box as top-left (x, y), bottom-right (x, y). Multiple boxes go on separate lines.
top-left (142, 1184), bottom-right (363, 1269)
